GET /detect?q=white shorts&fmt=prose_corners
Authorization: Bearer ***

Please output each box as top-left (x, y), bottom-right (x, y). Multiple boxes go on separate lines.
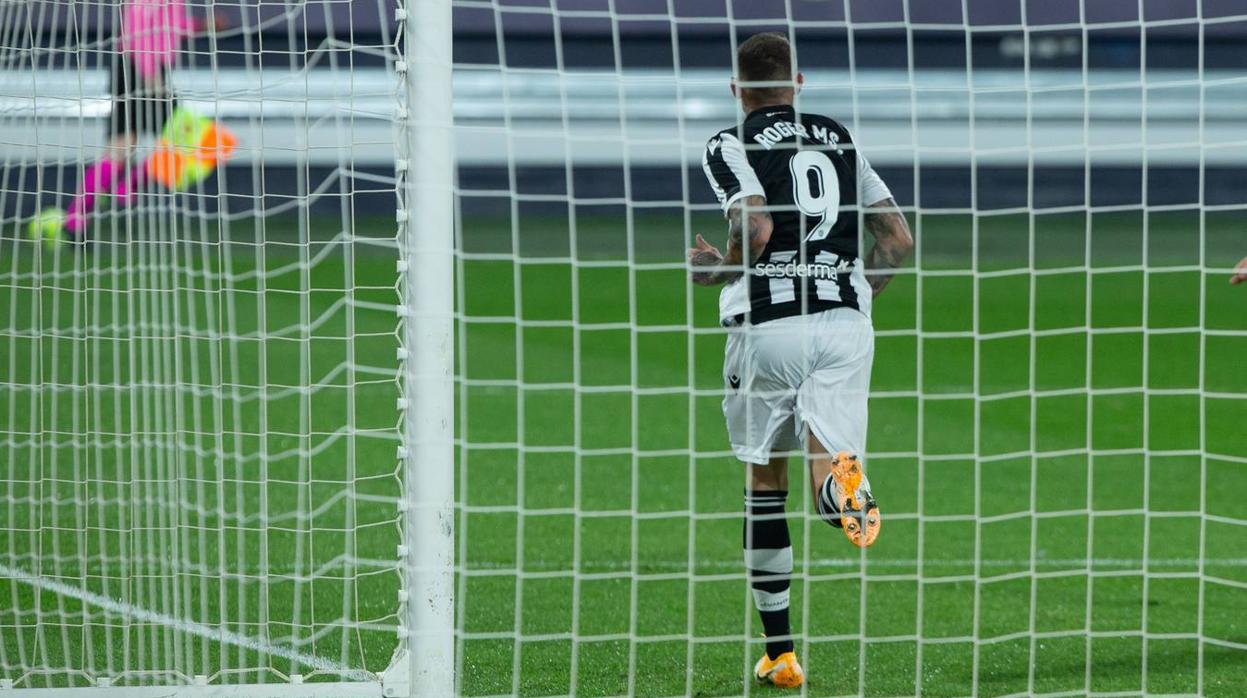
top-left (722, 307), bottom-right (874, 466)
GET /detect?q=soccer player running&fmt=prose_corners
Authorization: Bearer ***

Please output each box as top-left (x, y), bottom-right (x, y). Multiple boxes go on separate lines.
top-left (688, 32), bottom-right (913, 689)
top-left (31, 0), bottom-right (226, 242)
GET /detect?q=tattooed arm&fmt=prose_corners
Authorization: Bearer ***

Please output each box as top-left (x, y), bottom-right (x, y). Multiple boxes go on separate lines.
top-left (689, 195), bottom-right (773, 286)
top-left (863, 198), bottom-right (913, 297)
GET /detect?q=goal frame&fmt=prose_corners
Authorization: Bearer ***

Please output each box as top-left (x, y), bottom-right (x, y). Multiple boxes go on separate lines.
top-left (397, 0), bottom-right (457, 694)
top-left (1, 0), bottom-right (454, 696)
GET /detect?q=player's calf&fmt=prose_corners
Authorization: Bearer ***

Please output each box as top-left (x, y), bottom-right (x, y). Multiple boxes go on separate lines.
top-left (815, 452), bottom-right (880, 548)
top-left (744, 489), bottom-right (795, 663)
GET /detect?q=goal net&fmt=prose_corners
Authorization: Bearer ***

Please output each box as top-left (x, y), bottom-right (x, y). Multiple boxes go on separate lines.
top-left (446, 2), bottom-right (1247, 696)
top-left (0, 0), bottom-right (438, 694)
top-left (3, 0), bottom-right (1247, 696)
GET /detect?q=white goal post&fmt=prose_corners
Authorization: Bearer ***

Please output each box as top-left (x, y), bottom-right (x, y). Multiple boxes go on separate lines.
top-left (399, 0), bottom-right (456, 694)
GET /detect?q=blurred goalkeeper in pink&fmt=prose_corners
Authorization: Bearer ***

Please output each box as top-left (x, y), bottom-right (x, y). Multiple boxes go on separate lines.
top-left (54, 0), bottom-right (226, 239)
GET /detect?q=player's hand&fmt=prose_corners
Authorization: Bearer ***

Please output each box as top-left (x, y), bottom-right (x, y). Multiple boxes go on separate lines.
top-left (688, 234), bottom-right (723, 285)
top-left (1231, 256), bottom-right (1247, 286)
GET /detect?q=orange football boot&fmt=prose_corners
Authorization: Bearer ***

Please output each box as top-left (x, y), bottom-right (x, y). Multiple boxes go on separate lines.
top-left (754, 649), bottom-right (804, 689)
top-left (827, 452), bottom-right (881, 548)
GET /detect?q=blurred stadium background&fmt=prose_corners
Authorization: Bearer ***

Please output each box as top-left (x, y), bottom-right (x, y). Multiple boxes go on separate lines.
top-left (7, 0), bottom-right (1247, 214)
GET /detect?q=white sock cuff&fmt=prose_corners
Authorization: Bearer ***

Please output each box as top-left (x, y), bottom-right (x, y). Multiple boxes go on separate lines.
top-left (745, 545), bottom-right (793, 574)
top-left (752, 587), bottom-right (790, 612)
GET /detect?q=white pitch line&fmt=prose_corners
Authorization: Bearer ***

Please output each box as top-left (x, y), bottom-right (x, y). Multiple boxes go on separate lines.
top-left (0, 563), bottom-right (372, 682)
top-left (11, 557), bottom-right (1244, 580)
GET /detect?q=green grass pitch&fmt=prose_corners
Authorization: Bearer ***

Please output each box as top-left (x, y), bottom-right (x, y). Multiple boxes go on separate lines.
top-left (2, 206), bottom-right (1246, 696)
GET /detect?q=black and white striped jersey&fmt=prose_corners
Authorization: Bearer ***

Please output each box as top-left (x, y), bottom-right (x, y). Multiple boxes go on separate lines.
top-left (701, 104), bottom-right (892, 325)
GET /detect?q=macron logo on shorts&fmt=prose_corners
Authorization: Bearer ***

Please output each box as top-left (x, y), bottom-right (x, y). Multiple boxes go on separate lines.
top-left (728, 374), bottom-right (741, 391)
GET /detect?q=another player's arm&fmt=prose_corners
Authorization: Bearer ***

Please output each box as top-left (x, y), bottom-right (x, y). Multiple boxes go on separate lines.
top-left (862, 197), bottom-right (913, 297)
top-left (689, 195), bottom-right (773, 286)
top-left (1231, 256), bottom-right (1247, 286)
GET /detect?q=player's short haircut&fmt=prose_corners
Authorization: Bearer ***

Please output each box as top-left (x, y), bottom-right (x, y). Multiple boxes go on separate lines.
top-left (736, 32), bottom-right (794, 105)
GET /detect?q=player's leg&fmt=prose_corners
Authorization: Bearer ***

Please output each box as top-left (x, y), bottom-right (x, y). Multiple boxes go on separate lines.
top-left (744, 455), bottom-right (803, 688)
top-left (796, 308), bottom-right (880, 548)
top-left (51, 56), bottom-right (141, 239)
top-left (808, 436), bottom-right (879, 547)
top-left (60, 134), bottom-right (135, 238)
top-left (117, 88), bottom-right (179, 201)
top-left (723, 329), bottom-right (805, 688)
